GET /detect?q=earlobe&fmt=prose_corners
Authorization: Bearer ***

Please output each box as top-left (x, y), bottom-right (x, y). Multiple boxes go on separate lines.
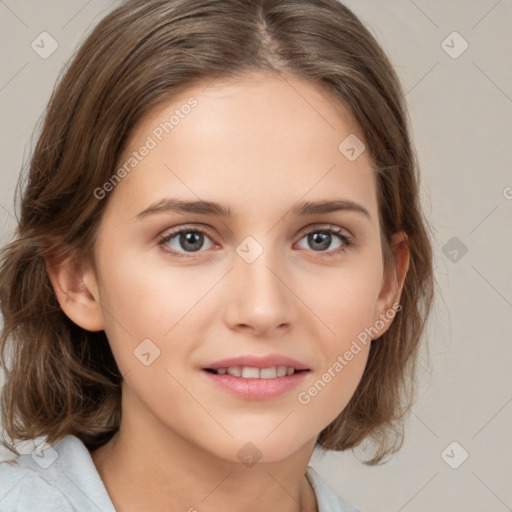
top-left (45, 252), bottom-right (105, 332)
top-left (371, 232), bottom-right (410, 338)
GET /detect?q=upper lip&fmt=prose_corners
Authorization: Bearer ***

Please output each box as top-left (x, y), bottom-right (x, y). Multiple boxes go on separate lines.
top-left (203, 354), bottom-right (310, 371)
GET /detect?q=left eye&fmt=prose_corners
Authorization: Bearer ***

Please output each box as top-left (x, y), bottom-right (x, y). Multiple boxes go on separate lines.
top-left (296, 228), bottom-right (350, 253)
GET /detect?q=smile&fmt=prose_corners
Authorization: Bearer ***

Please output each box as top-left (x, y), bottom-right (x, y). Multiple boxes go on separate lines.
top-left (204, 366), bottom-right (305, 379)
top-left (201, 367), bottom-right (310, 400)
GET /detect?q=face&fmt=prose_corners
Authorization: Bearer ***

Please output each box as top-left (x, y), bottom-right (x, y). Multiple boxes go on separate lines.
top-left (65, 71), bottom-right (405, 464)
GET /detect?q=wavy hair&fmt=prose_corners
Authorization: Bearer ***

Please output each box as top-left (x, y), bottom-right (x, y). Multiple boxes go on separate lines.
top-left (0, 0), bottom-right (434, 465)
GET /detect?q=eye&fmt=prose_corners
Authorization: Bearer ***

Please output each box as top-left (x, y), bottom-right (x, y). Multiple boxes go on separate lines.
top-left (157, 223), bottom-right (355, 259)
top-left (295, 224), bottom-right (354, 256)
top-left (158, 225), bottom-right (217, 257)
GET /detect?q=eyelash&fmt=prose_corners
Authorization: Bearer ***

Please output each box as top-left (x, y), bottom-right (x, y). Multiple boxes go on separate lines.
top-left (157, 223), bottom-right (355, 259)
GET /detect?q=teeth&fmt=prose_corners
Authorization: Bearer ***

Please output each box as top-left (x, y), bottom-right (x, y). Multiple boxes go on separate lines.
top-left (242, 367), bottom-right (260, 378)
top-left (260, 367), bottom-right (277, 378)
top-left (227, 366), bottom-right (242, 377)
top-left (277, 366), bottom-right (287, 377)
top-left (215, 366), bottom-right (298, 379)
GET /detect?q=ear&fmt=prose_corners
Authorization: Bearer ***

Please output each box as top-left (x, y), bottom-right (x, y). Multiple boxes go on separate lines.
top-left (45, 251), bottom-right (105, 332)
top-left (371, 231), bottom-right (410, 338)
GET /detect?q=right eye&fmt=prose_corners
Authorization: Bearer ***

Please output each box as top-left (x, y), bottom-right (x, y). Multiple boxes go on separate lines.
top-left (158, 225), bottom-right (218, 257)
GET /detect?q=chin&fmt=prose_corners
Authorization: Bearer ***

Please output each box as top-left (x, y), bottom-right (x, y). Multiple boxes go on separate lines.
top-left (214, 432), bottom-right (313, 466)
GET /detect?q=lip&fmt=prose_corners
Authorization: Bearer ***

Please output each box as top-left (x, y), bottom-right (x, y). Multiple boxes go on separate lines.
top-left (202, 354), bottom-right (310, 371)
top-left (201, 369), bottom-right (309, 400)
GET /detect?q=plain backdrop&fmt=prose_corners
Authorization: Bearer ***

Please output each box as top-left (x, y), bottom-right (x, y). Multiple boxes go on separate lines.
top-left (1, 1), bottom-right (511, 511)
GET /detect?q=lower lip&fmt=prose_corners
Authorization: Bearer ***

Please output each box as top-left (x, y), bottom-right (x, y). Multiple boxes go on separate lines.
top-left (201, 370), bottom-right (309, 400)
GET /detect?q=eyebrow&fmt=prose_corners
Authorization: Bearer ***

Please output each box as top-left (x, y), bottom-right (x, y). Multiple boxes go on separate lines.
top-left (134, 198), bottom-right (371, 221)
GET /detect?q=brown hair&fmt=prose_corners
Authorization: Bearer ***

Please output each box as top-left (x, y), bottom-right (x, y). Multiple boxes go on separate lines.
top-left (0, 0), bottom-right (434, 465)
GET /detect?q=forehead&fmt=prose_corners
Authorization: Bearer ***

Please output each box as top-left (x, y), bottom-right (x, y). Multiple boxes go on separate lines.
top-left (106, 71), bottom-right (379, 224)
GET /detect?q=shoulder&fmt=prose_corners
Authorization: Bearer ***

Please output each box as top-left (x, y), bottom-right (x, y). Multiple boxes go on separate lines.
top-left (0, 457), bottom-right (74, 511)
top-left (306, 465), bottom-right (364, 512)
top-left (0, 435), bottom-right (115, 512)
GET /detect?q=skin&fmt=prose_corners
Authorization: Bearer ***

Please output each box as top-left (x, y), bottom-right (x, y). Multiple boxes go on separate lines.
top-left (46, 70), bottom-right (409, 512)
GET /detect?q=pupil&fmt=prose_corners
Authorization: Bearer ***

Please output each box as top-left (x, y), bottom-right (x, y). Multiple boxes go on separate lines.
top-left (309, 232), bottom-right (330, 251)
top-left (181, 232), bottom-right (203, 252)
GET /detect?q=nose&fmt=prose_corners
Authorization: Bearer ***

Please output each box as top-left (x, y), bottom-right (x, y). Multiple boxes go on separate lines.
top-left (222, 244), bottom-right (297, 336)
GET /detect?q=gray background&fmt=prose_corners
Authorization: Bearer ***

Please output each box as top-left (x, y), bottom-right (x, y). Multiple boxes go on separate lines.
top-left (1, 1), bottom-right (511, 511)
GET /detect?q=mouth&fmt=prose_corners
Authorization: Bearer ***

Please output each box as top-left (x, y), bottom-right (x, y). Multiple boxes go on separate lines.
top-left (200, 356), bottom-right (311, 400)
top-left (203, 366), bottom-right (309, 378)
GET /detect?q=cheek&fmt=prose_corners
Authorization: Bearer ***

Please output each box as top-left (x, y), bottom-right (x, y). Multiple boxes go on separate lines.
top-left (97, 242), bottom-right (182, 329)
top-left (299, 253), bottom-right (384, 347)
top-left (291, 255), bottom-right (381, 419)
top-left (295, 278), bottom-right (376, 425)
top-left (297, 344), bottom-right (370, 434)
top-left (95, 244), bottom-right (218, 369)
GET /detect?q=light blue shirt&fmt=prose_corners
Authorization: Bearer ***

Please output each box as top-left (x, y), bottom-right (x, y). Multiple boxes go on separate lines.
top-left (0, 435), bottom-right (362, 511)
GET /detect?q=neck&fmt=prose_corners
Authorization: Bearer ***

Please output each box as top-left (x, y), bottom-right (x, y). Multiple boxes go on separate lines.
top-left (90, 385), bottom-right (318, 512)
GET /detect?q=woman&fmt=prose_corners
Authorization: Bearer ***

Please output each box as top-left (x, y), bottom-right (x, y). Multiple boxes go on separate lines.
top-left (0, 1), bottom-right (434, 510)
